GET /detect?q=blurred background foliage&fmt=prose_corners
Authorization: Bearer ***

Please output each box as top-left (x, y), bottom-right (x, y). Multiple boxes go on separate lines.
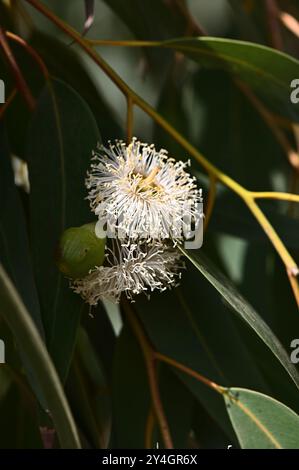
top-left (0, 0), bottom-right (299, 449)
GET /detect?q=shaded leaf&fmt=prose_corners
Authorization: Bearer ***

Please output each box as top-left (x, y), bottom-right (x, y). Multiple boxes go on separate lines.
top-left (0, 372), bottom-right (42, 449)
top-left (165, 37), bottom-right (299, 121)
top-left (181, 248), bottom-right (299, 389)
top-left (112, 325), bottom-right (150, 448)
top-left (27, 79), bottom-right (100, 380)
top-left (0, 125), bottom-right (43, 333)
top-left (159, 366), bottom-right (194, 448)
top-left (66, 327), bottom-right (111, 448)
top-left (29, 32), bottom-right (122, 142)
top-left (0, 264), bottom-right (80, 449)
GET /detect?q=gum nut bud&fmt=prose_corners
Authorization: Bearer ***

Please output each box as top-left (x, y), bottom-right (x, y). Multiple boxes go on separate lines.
top-left (56, 222), bottom-right (106, 279)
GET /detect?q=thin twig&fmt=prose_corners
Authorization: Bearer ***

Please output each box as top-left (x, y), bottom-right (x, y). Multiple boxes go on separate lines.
top-left (86, 39), bottom-right (159, 47)
top-left (172, 0), bottom-right (207, 36)
top-left (145, 407), bottom-right (155, 449)
top-left (252, 191), bottom-right (299, 203)
top-left (0, 26), bottom-right (35, 111)
top-left (265, 0), bottom-right (283, 49)
top-left (156, 351), bottom-right (283, 447)
top-left (6, 31), bottom-right (49, 79)
top-left (155, 352), bottom-right (222, 393)
top-left (123, 300), bottom-right (174, 449)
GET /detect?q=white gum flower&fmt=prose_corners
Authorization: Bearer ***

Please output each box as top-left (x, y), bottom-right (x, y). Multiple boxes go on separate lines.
top-left (72, 242), bottom-right (184, 305)
top-left (86, 138), bottom-right (202, 242)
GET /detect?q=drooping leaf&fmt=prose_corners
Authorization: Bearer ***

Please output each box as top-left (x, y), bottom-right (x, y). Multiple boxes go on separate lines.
top-left (164, 37), bottom-right (299, 121)
top-left (0, 125), bottom-right (47, 406)
top-left (181, 248), bottom-right (299, 389)
top-left (27, 79), bottom-right (100, 380)
top-left (224, 387), bottom-right (299, 449)
top-left (0, 264), bottom-right (80, 449)
top-left (0, 125), bottom-right (43, 333)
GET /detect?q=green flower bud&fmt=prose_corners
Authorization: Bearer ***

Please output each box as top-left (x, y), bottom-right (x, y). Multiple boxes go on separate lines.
top-left (56, 222), bottom-right (105, 279)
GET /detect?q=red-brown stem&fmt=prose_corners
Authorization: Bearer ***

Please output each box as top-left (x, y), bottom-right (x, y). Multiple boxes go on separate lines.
top-left (155, 352), bottom-right (222, 393)
top-left (126, 95), bottom-right (134, 143)
top-left (6, 31), bottom-right (49, 79)
top-left (145, 407), bottom-right (155, 449)
top-left (0, 26), bottom-right (35, 111)
top-left (123, 301), bottom-right (174, 449)
top-left (265, 0), bottom-right (284, 49)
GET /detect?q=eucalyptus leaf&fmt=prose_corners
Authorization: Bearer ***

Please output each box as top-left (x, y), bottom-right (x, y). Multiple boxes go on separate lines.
top-left (0, 264), bottom-right (81, 449)
top-left (164, 37), bottom-right (299, 121)
top-left (27, 79), bottom-right (100, 380)
top-left (0, 125), bottom-right (43, 333)
top-left (224, 387), bottom-right (299, 449)
top-left (181, 248), bottom-right (299, 390)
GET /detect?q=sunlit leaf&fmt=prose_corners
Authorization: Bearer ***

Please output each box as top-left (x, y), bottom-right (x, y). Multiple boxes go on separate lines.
top-left (224, 387), bottom-right (299, 449)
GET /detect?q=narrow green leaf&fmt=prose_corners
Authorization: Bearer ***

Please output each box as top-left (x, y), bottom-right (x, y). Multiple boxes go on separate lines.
top-left (27, 79), bottom-right (100, 380)
top-left (0, 125), bottom-right (43, 333)
top-left (181, 248), bottom-right (299, 389)
top-left (224, 387), bottom-right (299, 449)
top-left (0, 264), bottom-right (81, 449)
top-left (164, 37), bottom-right (299, 121)
top-left (0, 125), bottom-right (47, 406)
